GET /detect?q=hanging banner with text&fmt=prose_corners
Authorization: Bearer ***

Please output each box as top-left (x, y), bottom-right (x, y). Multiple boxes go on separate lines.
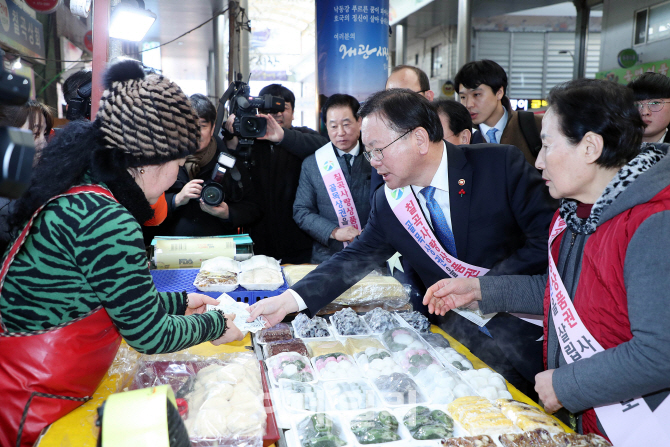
top-left (316, 0), bottom-right (390, 103)
top-left (596, 58), bottom-right (670, 85)
top-left (0, 0), bottom-right (46, 60)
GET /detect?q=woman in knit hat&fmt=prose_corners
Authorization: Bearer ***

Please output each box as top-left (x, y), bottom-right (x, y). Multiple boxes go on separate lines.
top-left (0, 60), bottom-right (243, 447)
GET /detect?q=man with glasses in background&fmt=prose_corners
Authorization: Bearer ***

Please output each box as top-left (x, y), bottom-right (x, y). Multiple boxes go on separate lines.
top-left (248, 90), bottom-right (556, 396)
top-left (628, 72), bottom-right (670, 144)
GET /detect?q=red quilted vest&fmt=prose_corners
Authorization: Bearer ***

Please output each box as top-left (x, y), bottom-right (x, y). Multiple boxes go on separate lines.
top-left (542, 184), bottom-right (670, 437)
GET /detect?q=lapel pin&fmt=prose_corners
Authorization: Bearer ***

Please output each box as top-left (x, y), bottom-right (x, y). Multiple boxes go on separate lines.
top-left (458, 179), bottom-right (465, 186)
top-left (459, 188), bottom-right (466, 197)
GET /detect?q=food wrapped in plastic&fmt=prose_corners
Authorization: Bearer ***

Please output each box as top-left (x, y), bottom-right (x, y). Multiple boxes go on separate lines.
top-left (441, 435), bottom-right (497, 447)
top-left (295, 413), bottom-right (347, 447)
top-left (460, 369), bottom-right (512, 400)
top-left (239, 267), bottom-right (284, 291)
top-left (279, 380), bottom-right (327, 413)
top-left (266, 338), bottom-right (309, 357)
top-left (354, 347), bottom-right (403, 379)
top-left (446, 396), bottom-right (515, 436)
top-left (499, 429), bottom-right (559, 447)
top-left (553, 433), bottom-right (612, 447)
top-left (331, 307), bottom-right (370, 336)
top-left (381, 327), bottom-right (426, 352)
top-left (396, 348), bottom-right (441, 376)
top-left (193, 269), bottom-right (239, 292)
top-left (364, 307), bottom-right (398, 333)
top-left (240, 255), bottom-right (281, 272)
top-left (403, 405), bottom-right (455, 440)
top-left (396, 311), bottom-right (431, 333)
top-left (414, 368), bottom-right (476, 404)
top-left (257, 323), bottom-right (292, 344)
top-left (266, 352), bottom-right (315, 385)
top-left (344, 337), bottom-right (385, 355)
top-left (283, 265), bottom-right (409, 307)
top-left (312, 352), bottom-right (360, 380)
top-left (434, 346), bottom-right (474, 371)
top-left (350, 410), bottom-right (401, 444)
top-left (200, 255), bottom-right (241, 273)
top-left (131, 352), bottom-right (266, 447)
top-left (293, 313), bottom-right (332, 338)
top-left (421, 331), bottom-right (451, 349)
top-left (495, 399), bottom-right (563, 433)
top-left (323, 379), bottom-right (381, 411)
top-left (374, 372), bottom-right (426, 406)
top-left (306, 340), bottom-right (348, 358)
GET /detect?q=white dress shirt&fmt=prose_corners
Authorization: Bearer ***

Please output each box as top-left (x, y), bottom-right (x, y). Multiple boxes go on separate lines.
top-left (291, 143), bottom-right (452, 312)
top-left (334, 142), bottom-right (360, 164)
top-left (479, 107), bottom-right (509, 144)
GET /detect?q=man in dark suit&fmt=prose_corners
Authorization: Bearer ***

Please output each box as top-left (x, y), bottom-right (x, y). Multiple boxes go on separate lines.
top-left (456, 60), bottom-right (543, 166)
top-left (249, 90), bottom-right (556, 393)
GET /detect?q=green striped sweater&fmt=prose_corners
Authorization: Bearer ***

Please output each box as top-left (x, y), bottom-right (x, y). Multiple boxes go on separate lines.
top-left (0, 187), bottom-right (226, 354)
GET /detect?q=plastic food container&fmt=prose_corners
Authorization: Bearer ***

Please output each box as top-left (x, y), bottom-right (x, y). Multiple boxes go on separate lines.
top-left (312, 352), bottom-right (361, 381)
top-left (322, 379), bottom-right (382, 411)
top-left (278, 379), bottom-right (327, 413)
top-left (306, 340), bottom-right (348, 358)
top-left (293, 413), bottom-right (350, 447)
top-left (331, 307), bottom-right (371, 337)
top-left (363, 308), bottom-right (399, 334)
top-left (459, 369), bottom-right (513, 400)
top-left (353, 347), bottom-right (403, 380)
top-left (372, 372), bottom-right (427, 407)
top-left (265, 352), bottom-right (315, 386)
top-left (256, 323), bottom-right (292, 344)
top-left (265, 338), bottom-right (309, 358)
top-left (292, 313), bottom-right (334, 339)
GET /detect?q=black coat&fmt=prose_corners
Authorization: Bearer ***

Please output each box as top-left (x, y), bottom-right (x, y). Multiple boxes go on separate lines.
top-left (243, 126), bottom-right (329, 264)
top-left (154, 143), bottom-right (261, 237)
top-left (293, 142), bottom-right (558, 316)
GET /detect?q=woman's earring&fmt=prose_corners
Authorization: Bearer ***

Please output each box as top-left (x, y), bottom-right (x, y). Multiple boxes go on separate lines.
top-left (140, 168), bottom-right (145, 174)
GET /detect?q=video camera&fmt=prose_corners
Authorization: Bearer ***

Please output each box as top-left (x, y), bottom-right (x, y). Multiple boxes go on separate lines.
top-left (0, 50), bottom-right (35, 199)
top-left (213, 75), bottom-right (285, 155)
top-left (65, 79), bottom-right (92, 121)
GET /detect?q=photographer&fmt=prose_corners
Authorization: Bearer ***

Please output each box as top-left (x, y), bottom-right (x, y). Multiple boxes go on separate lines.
top-left (62, 69), bottom-right (92, 121)
top-left (225, 84), bottom-right (328, 263)
top-left (155, 94), bottom-right (261, 237)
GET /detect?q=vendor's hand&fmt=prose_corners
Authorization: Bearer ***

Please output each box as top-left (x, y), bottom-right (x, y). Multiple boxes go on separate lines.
top-left (423, 278), bottom-right (482, 316)
top-left (536, 369), bottom-right (563, 413)
top-left (224, 114), bottom-right (239, 149)
top-left (247, 291), bottom-right (298, 327)
top-left (175, 179), bottom-right (204, 207)
top-left (200, 200), bottom-right (230, 219)
top-left (185, 293), bottom-right (220, 315)
top-left (257, 113), bottom-right (285, 143)
top-left (210, 313), bottom-right (245, 345)
top-left (332, 225), bottom-right (360, 243)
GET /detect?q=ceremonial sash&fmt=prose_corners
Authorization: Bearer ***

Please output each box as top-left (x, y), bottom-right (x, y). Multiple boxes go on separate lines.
top-left (548, 217), bottom-right (670, 445)
top-left (385, 185), bottom-right (488, 278)
top-left (315, 144), bottom-right (361, 247)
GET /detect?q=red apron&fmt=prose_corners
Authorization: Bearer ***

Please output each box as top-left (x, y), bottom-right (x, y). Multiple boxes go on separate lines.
top-left (0, 185), bottom-right (122, 447)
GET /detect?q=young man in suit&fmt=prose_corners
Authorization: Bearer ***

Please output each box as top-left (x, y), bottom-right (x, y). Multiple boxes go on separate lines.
top-left (249, 90), bottom-right (557, 396)
top-left (455, 60), bottom-right (542, 165)
top-left (293, 94), bottom-right (371, 263)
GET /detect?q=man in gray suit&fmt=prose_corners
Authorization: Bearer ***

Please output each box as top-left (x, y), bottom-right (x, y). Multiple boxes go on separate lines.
top-left (293, 94), bottom-right (371, 263)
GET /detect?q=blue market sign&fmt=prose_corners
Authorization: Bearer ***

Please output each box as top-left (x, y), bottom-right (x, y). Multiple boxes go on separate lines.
top-left (0, 0), bottom-right (46, 60)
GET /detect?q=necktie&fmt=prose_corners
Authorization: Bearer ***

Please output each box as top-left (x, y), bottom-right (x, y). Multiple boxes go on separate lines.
top-left (420, 186), bottom-right (458, 257)
top-left (342, 153), bottom-right (353, 174)
top-left (486, 128), bottom-right (498, 144)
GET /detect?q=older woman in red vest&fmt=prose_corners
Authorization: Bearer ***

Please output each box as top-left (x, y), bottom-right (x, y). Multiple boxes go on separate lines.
top-left (424, 78), bottom-right (670, 446)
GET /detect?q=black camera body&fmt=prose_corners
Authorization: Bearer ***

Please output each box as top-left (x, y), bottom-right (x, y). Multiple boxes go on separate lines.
top-left (231, 92), bottom-right (285, 139)
top-left (201, 152), bottom-right (237, 207)
top-left (65, 80), bottom-right (92, 121)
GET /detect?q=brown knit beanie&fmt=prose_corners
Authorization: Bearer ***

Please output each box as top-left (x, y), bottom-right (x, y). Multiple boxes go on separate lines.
top-left (96, 60), bottom-right (200, 167)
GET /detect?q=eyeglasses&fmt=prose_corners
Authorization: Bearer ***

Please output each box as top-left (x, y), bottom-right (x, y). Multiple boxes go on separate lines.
top-left (635, 100), bottom-right (670, 113)
top-left (364, 129), bottom-right (413, 162)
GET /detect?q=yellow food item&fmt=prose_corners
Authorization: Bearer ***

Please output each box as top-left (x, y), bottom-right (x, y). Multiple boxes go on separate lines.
top-left (344, 338), bottom-right (385, 355)
top-left (447, 396), bottom-right (515, 436)
top-left (306, 340), bottom-right (348, 358)
top-left (495, 399), bottom-right (564, 433)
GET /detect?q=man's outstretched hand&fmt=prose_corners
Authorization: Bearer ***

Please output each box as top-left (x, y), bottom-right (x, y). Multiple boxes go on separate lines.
top-left (423, 277), bottom-right (482, 315)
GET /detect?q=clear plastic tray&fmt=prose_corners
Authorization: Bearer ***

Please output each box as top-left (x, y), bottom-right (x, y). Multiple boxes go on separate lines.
top-left (395, 404), bottom-right (457, 442)
top-left (353, 347), bottom-right (404, 380)
top-left (291, 314), bottom-right (334, 340)
top-left (322, 379), bottom-right (383, 412)
top-left (292, 413), bottom-right (352, 447)
top-left (265, 352), bottom-right (316, 387)
top-left (263, 338), bottom-right (309, 358)
top-left (278, 379), bottom-right (328, 414)
top-left (331, 312), bottom-right (372, 338)
top-left (413, 368), bottom-right (478, 405)
top-left (458, 368), bottom-right (513, 401)
top-left (311, 352), bottom-right (361, 381)
top-left (344, 409), bottom-right (413, 446)
top-left (371, 372), bottom-right (428, 407)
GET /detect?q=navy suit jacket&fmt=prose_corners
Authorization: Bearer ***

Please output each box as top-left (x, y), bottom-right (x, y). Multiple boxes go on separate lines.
top-left (294, 141), bottom-right (558, 316)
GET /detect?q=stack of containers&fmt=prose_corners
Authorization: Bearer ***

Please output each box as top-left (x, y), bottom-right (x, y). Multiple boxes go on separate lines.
top-left (258, 309), bottom-right (562, 447)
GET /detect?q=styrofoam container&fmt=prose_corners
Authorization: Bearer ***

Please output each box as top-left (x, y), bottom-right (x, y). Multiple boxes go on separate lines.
top-left (238, 267), bottom-right (284, 291)
top-left (240, 255), bottom-right (281, 272)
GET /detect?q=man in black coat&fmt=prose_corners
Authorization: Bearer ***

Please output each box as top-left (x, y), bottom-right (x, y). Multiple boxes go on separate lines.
top-left (225, 84), bottom-right (329, 264)
top-left (248, 90), bottom-right (556, 395)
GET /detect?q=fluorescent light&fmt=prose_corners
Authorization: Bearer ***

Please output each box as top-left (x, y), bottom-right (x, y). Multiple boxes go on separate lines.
top-left (109, 4), bottom-right (156, 42)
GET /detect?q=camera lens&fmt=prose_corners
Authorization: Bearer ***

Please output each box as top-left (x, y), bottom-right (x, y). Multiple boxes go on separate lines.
top-left (243, 117), bottom-right (259, 133)
top-left (201, 183), bottom-right (224, 206)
